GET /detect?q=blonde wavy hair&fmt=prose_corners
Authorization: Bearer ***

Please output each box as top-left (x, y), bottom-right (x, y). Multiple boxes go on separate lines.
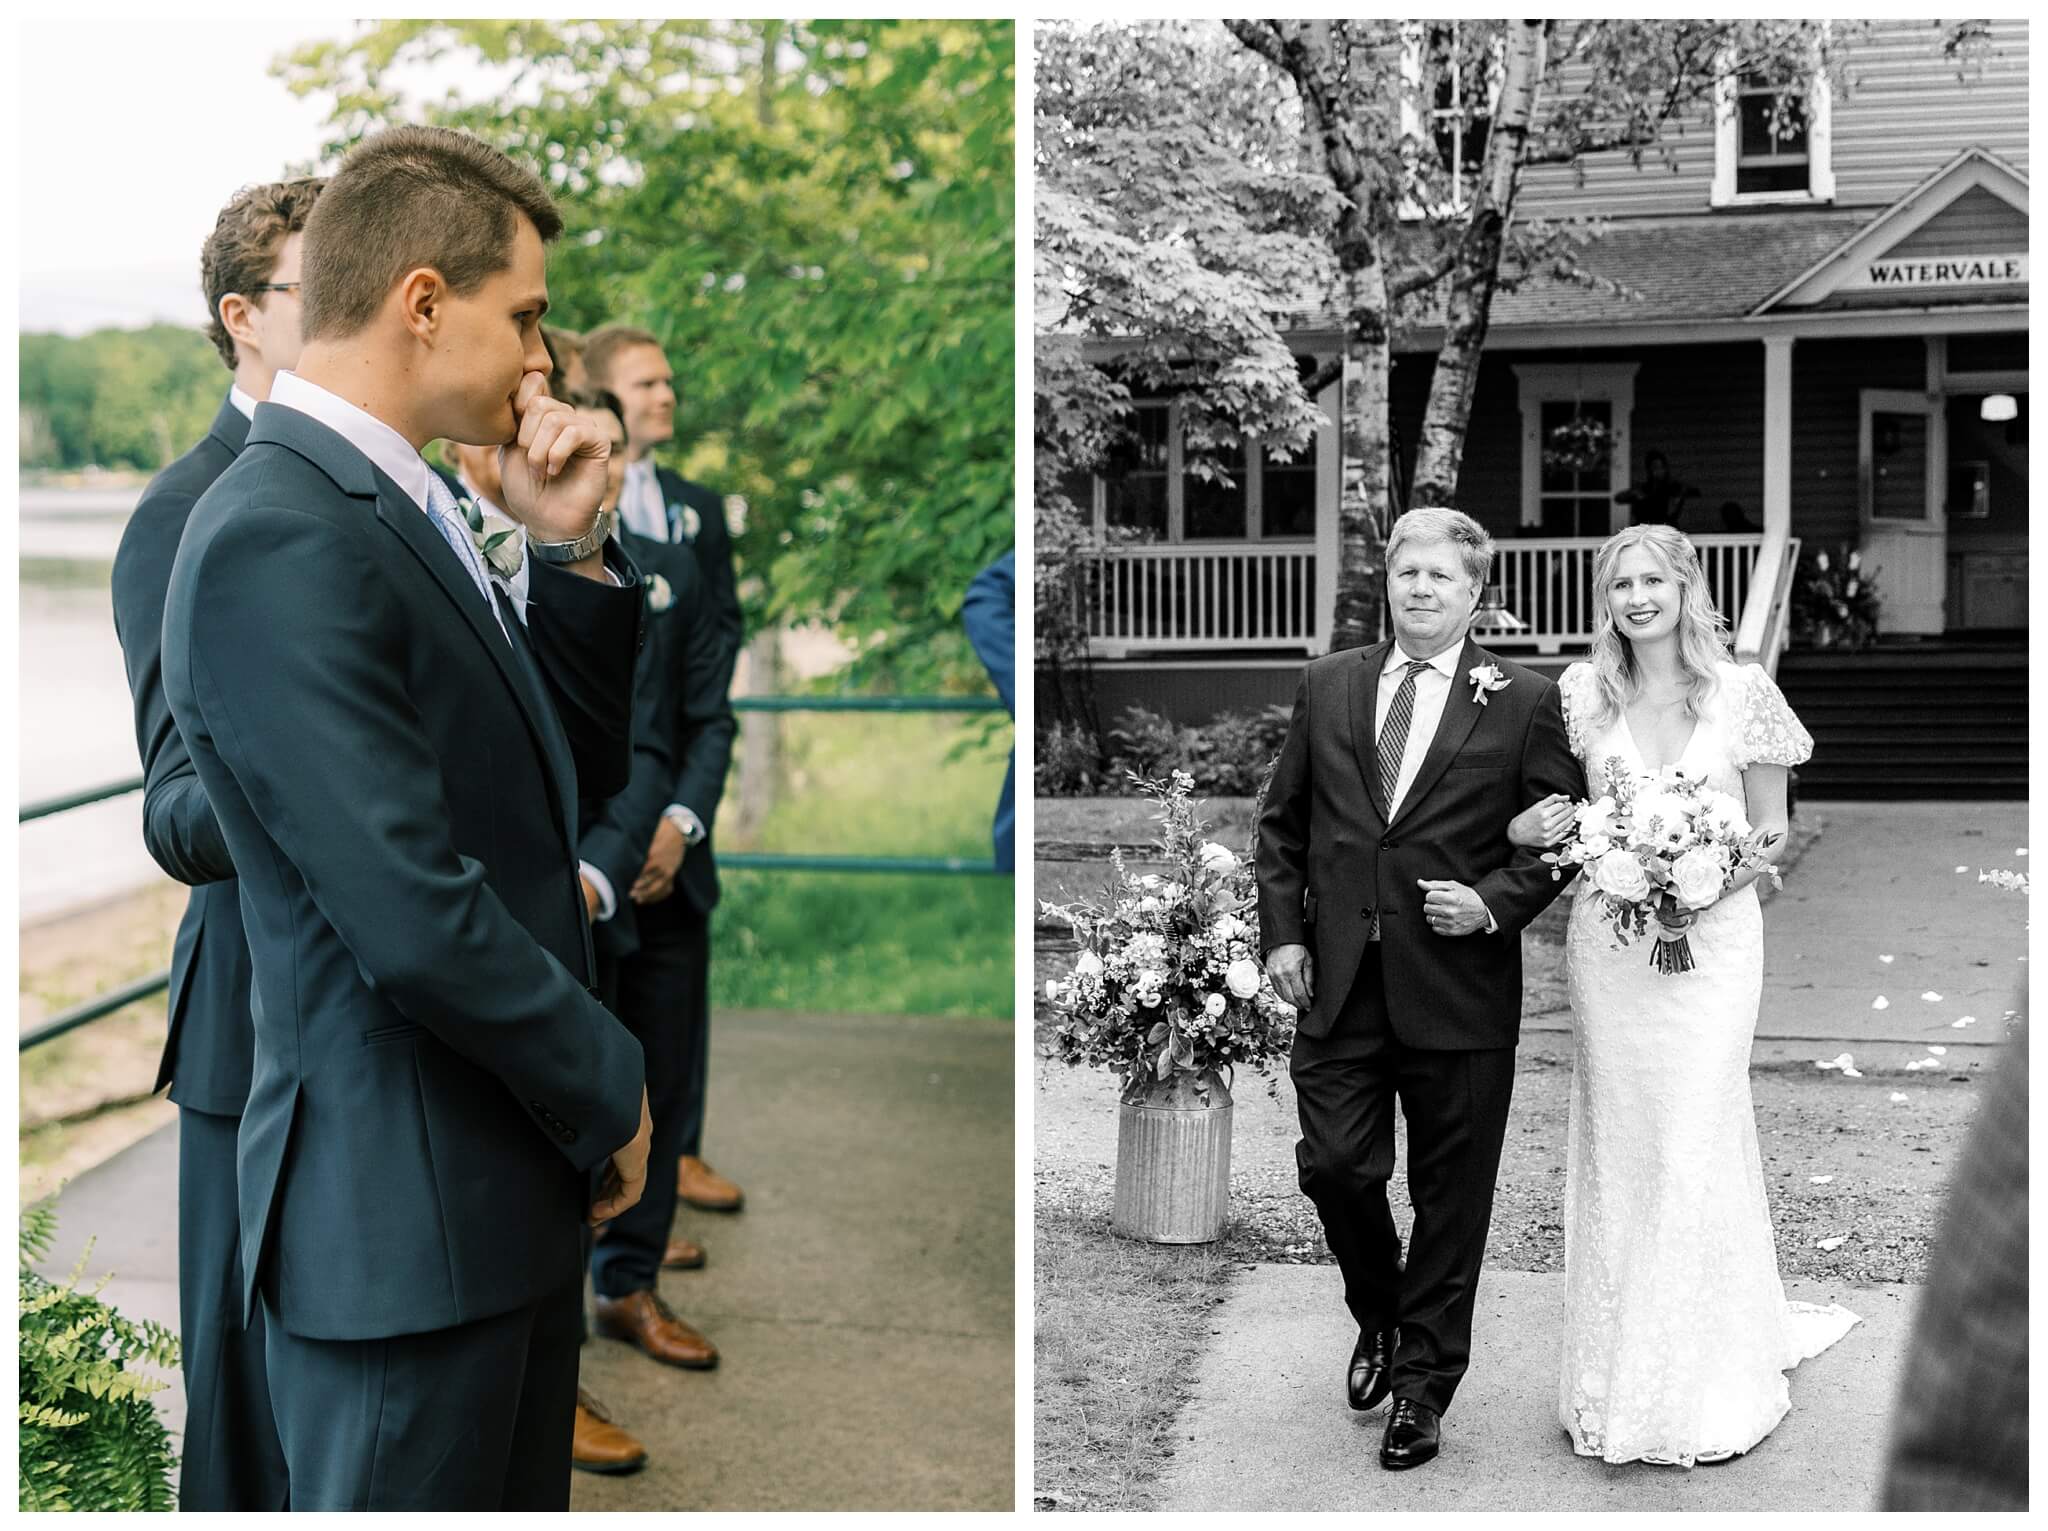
top-left (1584, 525), bottom-right (1731, 734)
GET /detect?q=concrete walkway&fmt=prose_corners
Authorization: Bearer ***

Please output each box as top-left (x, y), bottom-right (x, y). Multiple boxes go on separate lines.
top-left (1160, 1267), bottom-right (1913, 1512)
top-left (1136, 801), bottom-right (2022, 1511)
top-left (33, 1007), bottom-right (1013, 1512)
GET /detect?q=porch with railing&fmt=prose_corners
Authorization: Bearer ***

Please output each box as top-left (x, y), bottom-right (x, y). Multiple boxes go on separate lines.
top-left (1081, 532), bottom-right (1798, 669)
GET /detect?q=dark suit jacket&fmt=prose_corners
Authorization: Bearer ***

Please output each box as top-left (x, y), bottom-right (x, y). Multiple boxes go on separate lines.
top-left (961, 550), bottom-right (1015, 872)
top-left (109, 394), bottom-right (254, 1116)
top-left (162, 402), bottom-right (647, 1341)
top-left (1256, 635), bottom-right (1581, 1048)
top-left (653, 465), bottom-right (743, 682)
top-left (621, 529), bottom-right (737, 922)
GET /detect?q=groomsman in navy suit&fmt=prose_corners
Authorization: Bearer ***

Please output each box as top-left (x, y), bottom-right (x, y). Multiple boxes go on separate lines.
top-left (566, 386), bottom-right (739, 1372)
top-left (110, 175), bottom-right (326, 1511)
top-left (160, 125), bottom-right (651, 1509)
top-left (961, 549), bottom-right (1016, 872)
top-left (583, 325), bottom-right (748, 1230)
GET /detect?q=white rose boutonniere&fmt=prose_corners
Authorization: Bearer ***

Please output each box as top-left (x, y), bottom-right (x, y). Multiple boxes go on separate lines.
top-left (669, 502), bottom-right (702, 541)
top-left (647, 573), bottom-right (674, 612)
top-left (457, 497), bottom-right (524, 580)
top-left (1468, 663), bottom-right (1510, 706)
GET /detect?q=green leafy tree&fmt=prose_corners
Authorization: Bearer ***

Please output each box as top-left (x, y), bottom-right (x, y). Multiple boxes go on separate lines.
top-left (19, 326), bottom-right (224, 471)
top-left (276, 19), bottom-right (1014, 691)
top-left (1041, 20), bottom-right (1875, 651)
top-left (18, 1203), bottom-right (181, 1511)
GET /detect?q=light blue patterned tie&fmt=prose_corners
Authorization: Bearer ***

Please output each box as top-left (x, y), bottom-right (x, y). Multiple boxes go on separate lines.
top-left (422, 472), bottom-right (510, 642)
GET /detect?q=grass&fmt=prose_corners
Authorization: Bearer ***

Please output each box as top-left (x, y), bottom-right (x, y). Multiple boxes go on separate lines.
top-left (1032, 1211), bottom-right (1236, 1512)
top-left (710, 709), bottom-right (1012, 1019)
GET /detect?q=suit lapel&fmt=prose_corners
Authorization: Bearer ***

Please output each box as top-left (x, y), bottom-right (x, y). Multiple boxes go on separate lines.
top-left (372, 485), bottom-right (571, 840)
top-left (1347, 639), bottom-right (1395, 826)
top-left (1388, 636), bottom-right (1487, 830)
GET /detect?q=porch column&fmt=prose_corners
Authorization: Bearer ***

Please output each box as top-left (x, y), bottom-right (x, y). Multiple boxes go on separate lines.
top-left (1761, 335), bottom-right (1795, 542)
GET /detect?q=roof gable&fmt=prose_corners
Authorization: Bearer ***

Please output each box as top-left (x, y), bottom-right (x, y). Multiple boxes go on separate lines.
top-left (1755, 148), bottom-right (2028, 311)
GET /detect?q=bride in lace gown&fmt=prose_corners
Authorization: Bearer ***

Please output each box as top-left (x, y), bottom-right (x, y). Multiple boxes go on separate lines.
top-left (1512, 526), bottom-right (1858, 1467)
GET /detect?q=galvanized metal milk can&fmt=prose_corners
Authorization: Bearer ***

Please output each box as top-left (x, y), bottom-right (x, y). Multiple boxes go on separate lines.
top-left (1112, 1067), bottom-right (1233, 1243)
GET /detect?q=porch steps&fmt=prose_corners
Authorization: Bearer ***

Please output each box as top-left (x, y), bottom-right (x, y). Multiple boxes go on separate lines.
top-left (1517, 644), bottom-right (2025, 800)
top-left (1774, 645), bottom-right (2026, 801)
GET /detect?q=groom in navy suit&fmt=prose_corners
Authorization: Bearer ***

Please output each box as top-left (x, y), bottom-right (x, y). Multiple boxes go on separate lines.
top-left (161, 125), bottom-right (652, 1510)
top-left (111, 174), bottom-right (325, 1511)
top-left (1256, 507), bottom-right (1580, 1471)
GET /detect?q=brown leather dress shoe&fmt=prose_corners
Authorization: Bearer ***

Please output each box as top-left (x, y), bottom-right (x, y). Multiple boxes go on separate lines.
top-left (675, 1155), bottom-right (744, 1211)
top-left (572, 1387), bottom-right (648, 1474)
top-left (662, 1236), bottom-right (707, 1270)
top-left (592, 1289), bottom-right (719, 1369)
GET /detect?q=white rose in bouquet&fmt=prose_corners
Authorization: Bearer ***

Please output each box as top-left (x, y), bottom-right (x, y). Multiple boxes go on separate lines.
top-left (1075, 950), bottom-right (1104, 979)
top-left (1134, 968), bottom-right (1165, 1006)
top-left (1590, 848), bottom-right (1651, 902)
top-left (1632, 789), bottom-right (1693, 838)
top-left (1225, 957), bottom-right (1263, 999)
top-left (1670, 845), bottom-right (1731, 909)
top-left (1203, 992), bottom-right (1227, 1019)
top-left (1198, 842), bottom-right (1239, 876)
top-left (1575, 795), bottom-right (1622, 834)
top-left (1210, 913), bottom-right (1248, 944)
top-left (1578, 832), bottom-right (1613, 859)
top-left (1702, 790), bottom-right (1751, 837)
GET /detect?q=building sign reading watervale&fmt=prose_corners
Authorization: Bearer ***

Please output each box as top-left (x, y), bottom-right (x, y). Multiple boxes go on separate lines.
top-left (1842, 253), bottom-right (2028, 291)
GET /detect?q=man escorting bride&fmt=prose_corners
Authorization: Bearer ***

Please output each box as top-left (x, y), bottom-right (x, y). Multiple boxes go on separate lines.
top-left (1256, 508), bottom-right (1855, 1474)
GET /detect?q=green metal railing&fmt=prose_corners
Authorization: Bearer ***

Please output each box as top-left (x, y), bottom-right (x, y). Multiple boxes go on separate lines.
top-left (19, 695), bottom-right (1010, 1052)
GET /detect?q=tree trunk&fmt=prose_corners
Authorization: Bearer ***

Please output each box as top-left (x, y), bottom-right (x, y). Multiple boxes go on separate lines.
top-left (1410, 21), bottom-right (1551, 508)
top-left (1250, 20), bottom-right (1395, 652)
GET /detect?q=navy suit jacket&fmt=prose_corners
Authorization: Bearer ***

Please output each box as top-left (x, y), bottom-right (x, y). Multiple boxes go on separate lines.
top-left (621, 529), bottom-right (737, 923)
top-left (961, 550), bottom-right (1015, 872)
top-left (162, 402), bottom-right (647, 1341)
top-left (1255, 636), bottom-right (1581, 1047)
top-left (110, 394), bottom-right (255, 1116)
top-left (653, 465), bottom-right (743, 681)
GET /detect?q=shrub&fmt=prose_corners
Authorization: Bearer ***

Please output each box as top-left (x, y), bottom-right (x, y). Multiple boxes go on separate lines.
top-left (1035, 719), bottom-right (1109, 796)
top-left (18, 1202), bottom-right (180, 1511)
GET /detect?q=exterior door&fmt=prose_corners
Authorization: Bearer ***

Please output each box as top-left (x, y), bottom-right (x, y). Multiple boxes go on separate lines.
top-left (1859, 389), bottom-right (1945, 635)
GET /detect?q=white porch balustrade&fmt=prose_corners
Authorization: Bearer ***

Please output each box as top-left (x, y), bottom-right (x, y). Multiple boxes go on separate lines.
top-left (1082, 533), bottom-right (1772, 659)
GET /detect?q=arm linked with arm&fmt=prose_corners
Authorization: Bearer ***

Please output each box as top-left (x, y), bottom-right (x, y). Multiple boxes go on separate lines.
top-left (1472, 684), bottom-right (1584, 935)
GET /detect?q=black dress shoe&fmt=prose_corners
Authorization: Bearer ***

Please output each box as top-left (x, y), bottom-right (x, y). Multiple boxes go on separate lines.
top-left (1346, 1328), bottom-right (1393, 1412)
top-left (1380, 1399), bottom-right (1441, 1470)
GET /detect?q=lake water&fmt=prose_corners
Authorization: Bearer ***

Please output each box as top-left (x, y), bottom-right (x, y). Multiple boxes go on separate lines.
top-left (16, 483), bottom-right (850, 923)
top-left (19, 484), bottom-right (164, 922)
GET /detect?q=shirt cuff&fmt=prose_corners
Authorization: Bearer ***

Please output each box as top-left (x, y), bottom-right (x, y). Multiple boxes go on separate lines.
top-left (1480, 898), bottom-right (1498, 935)
top-left (662, 805), bottom-right (706, 844)
top-left (579, 862), bottom-right (618, 921)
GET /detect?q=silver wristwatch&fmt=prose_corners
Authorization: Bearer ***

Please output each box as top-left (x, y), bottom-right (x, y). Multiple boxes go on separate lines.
top-left (527, 508), bottom-right (615, 564)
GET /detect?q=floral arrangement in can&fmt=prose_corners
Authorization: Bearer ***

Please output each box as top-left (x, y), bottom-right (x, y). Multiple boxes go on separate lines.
top-left (1040, 770), bottom-right (1295, 1096)
top-left (1543, 758), bottom-right (1783, 974)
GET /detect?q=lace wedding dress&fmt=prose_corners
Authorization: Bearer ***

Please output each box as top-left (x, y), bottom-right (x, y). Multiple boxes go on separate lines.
top-left (1555, 659), bottom-right (1859, 1466)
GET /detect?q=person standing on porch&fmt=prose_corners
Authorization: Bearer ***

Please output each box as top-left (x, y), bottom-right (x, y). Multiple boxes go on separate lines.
top-left (1614, 450), bottom-right (1698, 528)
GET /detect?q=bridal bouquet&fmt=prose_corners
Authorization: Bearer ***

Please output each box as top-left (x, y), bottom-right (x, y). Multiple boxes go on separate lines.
top-left (1543, 758), bottom-right (1781, 974)
top-left (1040, 770), bottom-right (1294, 1097)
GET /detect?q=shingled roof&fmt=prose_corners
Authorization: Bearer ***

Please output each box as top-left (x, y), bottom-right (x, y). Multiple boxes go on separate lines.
top-left (1269, 207), bottom-right (1884, 333)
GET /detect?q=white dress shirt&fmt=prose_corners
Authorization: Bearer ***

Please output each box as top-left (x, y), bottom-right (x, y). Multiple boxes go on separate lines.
top-left (1375, 640), bottom-right (1497, 934)
top-left (228, 384), bottom-right (259, 421)
top-left (1375, 642), bottom-right (1459, 820)
top-left (619, 459), bottom-right (669, 542)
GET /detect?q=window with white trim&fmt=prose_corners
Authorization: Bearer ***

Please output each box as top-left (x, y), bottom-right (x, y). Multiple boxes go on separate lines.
top-left (1712, 57), bottom-right (1834, 206)
top-left (1512, 363), bottom-right (1639, 535)
top-left (1399, 22), bottom-right (1502, 217)
top-left (1093, 359), bottom-right (1331, 542)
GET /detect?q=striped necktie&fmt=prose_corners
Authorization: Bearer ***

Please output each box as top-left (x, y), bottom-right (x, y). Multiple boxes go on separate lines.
top-left (423, 472), bottom-right (510, 642)
top-left (1378, 658), bottom-right (1432, 811)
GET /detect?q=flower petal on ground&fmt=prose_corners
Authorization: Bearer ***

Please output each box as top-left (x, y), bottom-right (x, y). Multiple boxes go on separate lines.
top-left (1809, 1175), bottom-right (1834, 1184)
top-left (1889, 1091), bottom-right (1910, 1103)
top-left (1871, 996), bottom-right (1890, 1010)
top-left (1813, 1053), bottom-right (1854, 1071)
top-left (1956, 866), bottom-right (1970, 874)
top-left (1927, 1045), bottom-right (1948, 1055)
top-left (1904, 1059), bottom-right (1939, 1071)
top-left (1920, 991), bottom-right (1943, 1001)
top-left (1878, 954), bottom-right (1895, 963)
top-left (1817, 1236), bottom-right (1848, 1251)
top-left (1952, 1016), bottom-right (1978, 1028)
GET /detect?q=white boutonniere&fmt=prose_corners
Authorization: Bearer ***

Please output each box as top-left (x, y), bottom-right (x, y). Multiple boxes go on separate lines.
top-left (647, 573), bottom-right (674, 612)
top-left (669, 502), bottom-right (702, 541)
top-left (457, 497), bottom-right (524, 580)
top-left (1468, 663), bottom-right (1511, 706)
